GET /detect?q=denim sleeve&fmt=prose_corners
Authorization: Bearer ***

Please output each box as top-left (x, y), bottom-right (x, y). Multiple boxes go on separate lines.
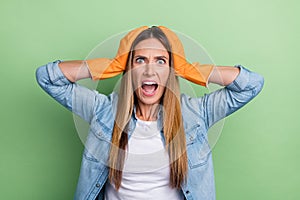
top-left (35, 60), bottom-right (98, 124)
top-left (202, 65), bottom-right (264, 128)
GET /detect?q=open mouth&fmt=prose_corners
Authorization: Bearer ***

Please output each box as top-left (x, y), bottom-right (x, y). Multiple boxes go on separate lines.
top-left (141, 81), bottom-right (158, 96)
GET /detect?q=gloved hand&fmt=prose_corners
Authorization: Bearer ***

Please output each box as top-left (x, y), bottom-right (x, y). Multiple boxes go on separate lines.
top-left (86, 26), bottom-right (214, 86)
top-left (86, 26), bottom-right (148, 80)
top-left (158, 26), bottom-right (214, 86)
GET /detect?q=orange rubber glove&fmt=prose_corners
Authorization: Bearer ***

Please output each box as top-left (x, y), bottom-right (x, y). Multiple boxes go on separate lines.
top-left (158, 26), bottom-right (214, 86)
top-left (86, 26), bottom-right (214, 86)
top-left (86, 26), bottom-right (148, 80)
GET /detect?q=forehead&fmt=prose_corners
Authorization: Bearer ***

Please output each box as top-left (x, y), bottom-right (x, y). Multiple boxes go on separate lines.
top-left (134, 38), bottom-right (169, 58)
top-left (134, 38), bottom-right (167, 52)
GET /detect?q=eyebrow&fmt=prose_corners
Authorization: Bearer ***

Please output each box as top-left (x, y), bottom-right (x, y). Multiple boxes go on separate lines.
top-left (155, 56), bottom-right (169, 60)
top-left (134, 55), bottom-right (146, 59)
top-left (134, 55), bottom-right (169, 60)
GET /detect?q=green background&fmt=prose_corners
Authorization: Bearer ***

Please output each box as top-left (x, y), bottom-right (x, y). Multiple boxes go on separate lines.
top-left (1, 0), bottom-right (299, 199)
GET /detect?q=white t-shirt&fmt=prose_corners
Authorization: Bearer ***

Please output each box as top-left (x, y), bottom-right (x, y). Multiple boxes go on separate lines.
top-left (105, 119), bottom-right (184, 200)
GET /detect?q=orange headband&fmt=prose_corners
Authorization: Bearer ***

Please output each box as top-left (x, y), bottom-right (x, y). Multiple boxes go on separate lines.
top-left (86, 26), bottom-right (214, 86)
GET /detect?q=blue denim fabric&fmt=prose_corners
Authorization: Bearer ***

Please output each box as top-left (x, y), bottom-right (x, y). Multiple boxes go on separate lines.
top-left (36, 60), bottom-right (264, 200)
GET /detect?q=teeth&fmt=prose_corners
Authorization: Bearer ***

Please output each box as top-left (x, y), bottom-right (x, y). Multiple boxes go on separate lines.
top-left (143, 81), bottom-right (157, 85)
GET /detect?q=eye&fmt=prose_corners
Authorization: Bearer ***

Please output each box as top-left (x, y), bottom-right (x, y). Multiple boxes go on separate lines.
top-left (135, 57), bottom-right (145, 64)
top-left (156, 59), bottom-right (166, 65)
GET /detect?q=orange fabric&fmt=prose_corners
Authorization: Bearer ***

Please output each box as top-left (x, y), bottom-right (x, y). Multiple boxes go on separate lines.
top-left (86, 26), bottom-right (214, 86)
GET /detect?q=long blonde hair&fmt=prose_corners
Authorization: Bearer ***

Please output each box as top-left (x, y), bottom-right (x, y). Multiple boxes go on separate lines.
top-left (108, 26), bottom-right (187, 189)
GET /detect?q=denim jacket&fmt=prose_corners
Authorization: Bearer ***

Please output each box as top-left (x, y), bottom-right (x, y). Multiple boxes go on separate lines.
top-left (36, 60), bottom-right (264, 200)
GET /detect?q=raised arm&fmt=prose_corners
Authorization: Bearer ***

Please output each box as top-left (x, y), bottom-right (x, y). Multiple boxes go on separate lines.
top-left (202, 65), bottom-right (264, 128)
top-left (208, 66), bottom-right (240, 86)
top-left (36, 60), bottom-right (99, 123)
top-left (58, 60), bottom-right (91, 82)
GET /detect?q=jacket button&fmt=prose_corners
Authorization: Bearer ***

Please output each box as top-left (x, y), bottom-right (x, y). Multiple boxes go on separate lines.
top-left (186, 190), bottom-right (190, 194)
top-left (96, 183), bottom-right (100, 188)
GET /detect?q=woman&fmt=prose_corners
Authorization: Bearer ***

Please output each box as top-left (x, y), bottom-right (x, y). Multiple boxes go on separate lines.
top-left (36, 26), bottom-right (264, 200)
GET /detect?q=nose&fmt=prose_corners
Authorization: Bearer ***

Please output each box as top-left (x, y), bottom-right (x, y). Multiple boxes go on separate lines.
top-left (143, 64), bottom-right (155, 76)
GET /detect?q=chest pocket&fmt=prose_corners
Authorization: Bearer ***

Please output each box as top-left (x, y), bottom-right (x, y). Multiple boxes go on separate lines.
top-left (186, 125), bottom-right (211, 168)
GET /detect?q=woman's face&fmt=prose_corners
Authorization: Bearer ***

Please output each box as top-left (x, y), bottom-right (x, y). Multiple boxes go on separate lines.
top-left (131, 38), bottom-right (170, 106)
